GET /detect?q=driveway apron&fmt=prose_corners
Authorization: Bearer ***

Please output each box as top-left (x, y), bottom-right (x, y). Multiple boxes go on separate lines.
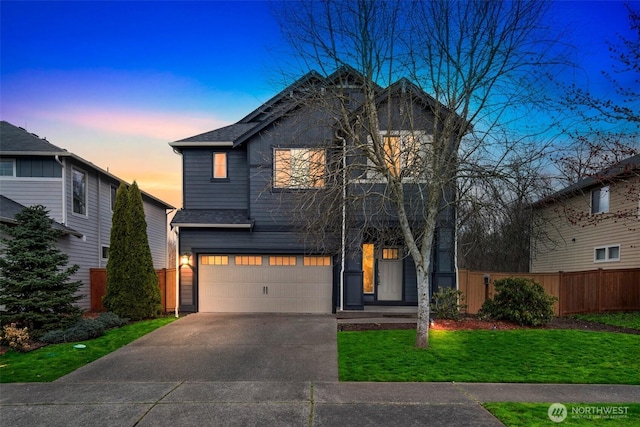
top-left (57, 313), bottom-right (338, 383)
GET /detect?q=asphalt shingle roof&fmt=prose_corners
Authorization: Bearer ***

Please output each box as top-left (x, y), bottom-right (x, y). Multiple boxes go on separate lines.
top-left (0, 121), bottom-right (68, 154)
top-left (171, 209), bottom-right (253, 227)
top-left (174, 123), bottom-right (257, 143)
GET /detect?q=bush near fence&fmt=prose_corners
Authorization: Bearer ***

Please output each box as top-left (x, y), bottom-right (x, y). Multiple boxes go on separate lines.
top-left (458, 268), bottom-right (640, 316)
top-left (90, 268), bottom-right (176, 313)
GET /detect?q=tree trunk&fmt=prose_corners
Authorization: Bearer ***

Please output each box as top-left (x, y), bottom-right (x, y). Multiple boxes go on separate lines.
top-left (415, 265), bottom-right (430, 348)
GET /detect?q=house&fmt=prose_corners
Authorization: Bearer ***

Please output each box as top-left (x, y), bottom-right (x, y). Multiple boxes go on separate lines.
top-left (531, 154), bottom-right (640, 272)
top-left (0, 121), bottom-right (175, 310)
top-left (170, 69), bottom-right (457, 313)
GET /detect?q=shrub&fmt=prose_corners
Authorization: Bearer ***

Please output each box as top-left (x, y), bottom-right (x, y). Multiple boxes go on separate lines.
top-left (1, 323), bottom-right (31, 352)
top-left (40, 312), bottom-right (128, 344)
top-left (430, 288), bottom-right (467, 320)
top-left (94, 312), bottom-right (129, 329)
top-left (479, 277), bottom-right (557, 326)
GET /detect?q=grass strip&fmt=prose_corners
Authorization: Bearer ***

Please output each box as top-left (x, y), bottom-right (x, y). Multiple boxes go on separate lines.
top-left (574, 311), bottom-right (640, 330)
top-left (338, 329), bottom-right (639, 384)
top-left (0, 316), bottom-right (176, 383)
top-left (484, 403), bottom-right (640, 426)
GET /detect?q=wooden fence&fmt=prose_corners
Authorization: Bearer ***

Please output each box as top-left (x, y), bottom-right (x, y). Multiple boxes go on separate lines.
top-left (90, 268), bottom-right (177, 313)
top-left (459, 268), bottom-right (640, 316)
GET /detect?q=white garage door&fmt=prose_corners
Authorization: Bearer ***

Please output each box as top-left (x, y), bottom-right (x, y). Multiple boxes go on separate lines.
top-left (198, 254), bottom-right (333, 313)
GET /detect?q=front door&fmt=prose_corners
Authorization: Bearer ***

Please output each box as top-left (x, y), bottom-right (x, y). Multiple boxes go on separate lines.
top-left (362, 244), bottom-right (403, 301)
top-left (377, 247), bottom-right (403, 301)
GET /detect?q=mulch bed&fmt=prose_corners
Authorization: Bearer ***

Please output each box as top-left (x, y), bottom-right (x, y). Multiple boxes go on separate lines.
top-left (338, 315), bottom-right (640, 335)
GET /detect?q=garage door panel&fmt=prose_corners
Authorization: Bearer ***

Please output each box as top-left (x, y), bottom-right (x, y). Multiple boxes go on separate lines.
top-left (198, 255), bottom-right (332, 313)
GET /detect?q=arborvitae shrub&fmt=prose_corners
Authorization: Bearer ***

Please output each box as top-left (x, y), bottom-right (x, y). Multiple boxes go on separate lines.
top-left (479, 277), bottom-right (557, 326)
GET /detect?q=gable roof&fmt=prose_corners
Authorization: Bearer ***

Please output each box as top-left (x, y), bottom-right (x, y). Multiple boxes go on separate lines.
top-left (0, 195), bottom-right (83, 237)
top-left (170, 209), bottom-right (253, 228)
top-left (533, 153), bottom-right (640, 208)
top-left (1, 121), bottom-right (174, 209)
top-left (0, 121), bottom-right (68, 155)
top-left (171, 67), bottom-right (457, 150)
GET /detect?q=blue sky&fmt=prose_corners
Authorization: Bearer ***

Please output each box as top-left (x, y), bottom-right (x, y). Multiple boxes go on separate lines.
top-left (0, 1), bottom-right (635, 207)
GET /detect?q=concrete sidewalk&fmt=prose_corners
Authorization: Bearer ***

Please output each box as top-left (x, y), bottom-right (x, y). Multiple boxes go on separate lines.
top-left (2, 381), bottom-right (639, 426)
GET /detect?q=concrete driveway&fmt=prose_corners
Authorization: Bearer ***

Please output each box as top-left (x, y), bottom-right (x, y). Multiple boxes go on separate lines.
top-left (58, 313), bottom-right (338, 383)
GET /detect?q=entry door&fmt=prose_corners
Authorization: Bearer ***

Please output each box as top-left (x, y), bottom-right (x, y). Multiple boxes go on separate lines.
top-left (377, 247), bottom-right (403, 301)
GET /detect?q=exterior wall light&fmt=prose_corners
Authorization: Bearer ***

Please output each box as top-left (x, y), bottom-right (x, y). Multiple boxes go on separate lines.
top-left (180, 253), bottom-right (191, 267)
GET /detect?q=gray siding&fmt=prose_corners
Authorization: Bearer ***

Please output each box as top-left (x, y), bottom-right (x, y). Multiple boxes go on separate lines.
top-left (183, 148), bottom-right (248, 209)
top-left (143, 198), bottom-right (168, 269)
top-left (0, 178), bottom-right (64, 223)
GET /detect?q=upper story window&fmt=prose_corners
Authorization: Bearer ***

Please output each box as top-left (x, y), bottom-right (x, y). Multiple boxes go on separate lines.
top-left (367, 131), bottom-right (432, 181)
top-left (274, 148), bottom-right (325, 189)
top-left (110, 185), bottom-right (118, 211)
top-left (213, 153), bottom-right (228, 179)
top-left (72, 168), bottom-right (88, 216)
top-left (0, 159), bottom-right (15, 176)
top-left (591, 186), bottom-right (609, 214)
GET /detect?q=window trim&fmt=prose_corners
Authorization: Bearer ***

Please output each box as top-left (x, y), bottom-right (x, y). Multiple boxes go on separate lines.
top-left (212, 152), bottom-right (228, 180)
top-left (0, 158), bottom-right (16, 177)
top-left (363, 130), bottom-right (433, 183)
top-left (594, 244), bottom-right (620, 263)
top-left (591, 186), bottom-right (610, 214)
top-left (71, 167), bottom-right (88, 217)
top-left (273, 148), bottom-right (326, 189)
top-left (101, 246), bottom-right (110, 260)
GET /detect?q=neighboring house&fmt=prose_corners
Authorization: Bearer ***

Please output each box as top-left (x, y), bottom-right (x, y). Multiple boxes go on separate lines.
top-left (170, 68), bottom-right (457, 314)
top-left (0, 121), bottom-right (175, 310)
top-left (531, 154), bottom-right (640, 272)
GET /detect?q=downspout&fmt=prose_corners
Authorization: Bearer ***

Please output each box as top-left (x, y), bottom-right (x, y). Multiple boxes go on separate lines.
top-left (337, 134), bottom-right (347, 311)
top-left (174, 226), bottom-right (180, 318)
top-left (55, 155), bottom-right (66, 224)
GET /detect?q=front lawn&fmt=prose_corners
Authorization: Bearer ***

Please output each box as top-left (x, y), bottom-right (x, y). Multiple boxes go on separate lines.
top-left (573, 312), bottom-right (640, 330)
top-left (0, 316), bottom-right (176, 383)
top-left (338, 329), bottom-right (639, 383)
top-left (484, 403), bottom-right (640, 426)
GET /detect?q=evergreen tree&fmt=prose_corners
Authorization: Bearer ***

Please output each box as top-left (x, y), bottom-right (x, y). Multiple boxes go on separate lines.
top-left (126, 182), bottom-right (162, 319)
top-left (103, 183), bottom-right (131, 315)
top-left (0, 205), bottom-right (82, 337)
top-left (103, 182), bottom-right (161, 320)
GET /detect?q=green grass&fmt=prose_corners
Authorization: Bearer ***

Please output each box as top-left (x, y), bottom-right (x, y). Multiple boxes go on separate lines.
top-left (484, 403), bottom-right (640, 426)
top-left (574, 311), bottom-right (640, 330)
top-left (0, 316), bottom-right (176, 383)
top-left (338, 329), bottom-right (640, 383)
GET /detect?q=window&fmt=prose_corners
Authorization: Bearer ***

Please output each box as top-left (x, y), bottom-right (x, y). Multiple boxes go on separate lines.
top-left (0, 159), bottom-right (15, 176)
top-left (72, 168), bottom-right (87, 216)
top-left (213, 153), bottom-right (227, 179)
top-left (367, 131), bottom-right (432, 181)
top-left (110, 185), bottom-right (118, 211)
top-left (274, 148), bottom-right (325, 188)
top-left (201, 255), bottom-right (229, 265)
top-left (102, 246), bottom-right (109, 259)
top-left (303, 256), bottom-right (331, 266)
top-left (594, 245), bottom-right (620, 262)
top-left (269, 256), bottom-right (297, 266)
top-left (591, 186), bottom-right (610, 214)
top-left (235, 256), bottom-right (263, 266)
top-left (382, 248), bottom-right (400, 260)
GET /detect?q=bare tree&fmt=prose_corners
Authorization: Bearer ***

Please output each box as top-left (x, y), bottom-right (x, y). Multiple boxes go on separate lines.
top-left (273, 0), bottom-right (565, 348)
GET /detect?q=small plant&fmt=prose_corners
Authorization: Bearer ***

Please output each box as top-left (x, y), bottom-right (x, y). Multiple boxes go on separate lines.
top-left (430, 288), bottom-right (467, 320)
top-left (1, 323), bottom-right (31, 352)
top-left (479, 277), bottom-right (557, 326)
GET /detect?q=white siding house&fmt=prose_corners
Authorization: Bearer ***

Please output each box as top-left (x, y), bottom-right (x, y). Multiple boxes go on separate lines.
top-left (531, 155), bottom-right (640, 272)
